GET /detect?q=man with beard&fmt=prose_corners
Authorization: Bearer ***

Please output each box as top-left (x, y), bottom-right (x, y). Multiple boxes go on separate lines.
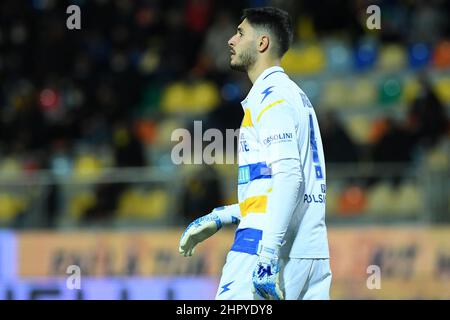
top-left (179, 7), bottom-right (331, 300)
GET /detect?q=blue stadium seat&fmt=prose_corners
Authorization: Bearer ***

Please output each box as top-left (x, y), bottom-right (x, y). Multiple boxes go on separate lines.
top-left (408, 43), bottom-right (431, 69)
top-left (353, 39), bottom-right (378, 71)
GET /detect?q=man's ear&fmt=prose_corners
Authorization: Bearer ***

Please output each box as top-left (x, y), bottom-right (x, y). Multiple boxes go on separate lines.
top-left (258, 35), bottom-right (270, 53)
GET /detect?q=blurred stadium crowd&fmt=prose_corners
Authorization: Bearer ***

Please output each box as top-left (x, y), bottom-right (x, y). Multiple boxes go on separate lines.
top-left (0, 0), bottom-right (449, 229)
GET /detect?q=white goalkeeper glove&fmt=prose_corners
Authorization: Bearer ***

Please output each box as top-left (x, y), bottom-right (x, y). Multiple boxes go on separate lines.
top-left (178, 211), bottom-right (223, 257)
top-left (179, 205), bottom-right (240, 257)
top-left (252, 244), bottom-right (284, 300)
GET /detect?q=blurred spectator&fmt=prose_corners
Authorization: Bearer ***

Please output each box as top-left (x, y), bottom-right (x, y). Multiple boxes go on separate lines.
top-left (184, 0), bottom-right (213, 34)
top-left (407, 74), bottom-right (448, 149)
top-left (79, 113), bottom-right (111, 147)
top-left (181, 165), bottom-right (223, 224)
top-left (369, 117), bottom-right (417, 186)
top-left (159, 8), bottom-right (191, 76)
top-left (302, 0), bottom-right (362, 40)
top-left (378, 0), bottom-right (409, 43)
top-left (372, 117), bottom-right (415, 164)
top-left (113, 121), bottom-right (145, 168)
top-left (321, 111), bottom-right (359, 163)
top-left (408, 0), bottom-right (447, 44)
top-left (82, 182), bottom-right (126, 223)
top-left (45, 182), bottom-right (60, 228)
top-left (197, 10), bottom-right (236, 77)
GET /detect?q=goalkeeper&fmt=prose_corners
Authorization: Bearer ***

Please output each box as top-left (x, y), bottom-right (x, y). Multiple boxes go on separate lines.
top-left (179, 7), bottom-right (332, 300)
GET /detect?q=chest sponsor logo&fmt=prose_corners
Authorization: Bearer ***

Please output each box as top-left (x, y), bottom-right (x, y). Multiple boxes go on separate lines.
top-left (262, 132), bottom-right (293, 146)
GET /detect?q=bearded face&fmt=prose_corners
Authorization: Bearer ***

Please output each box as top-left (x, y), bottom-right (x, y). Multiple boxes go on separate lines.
top-left (230, 41), bottom-right (257, 72)
top-left (228, 19), bottom-right (258, 72)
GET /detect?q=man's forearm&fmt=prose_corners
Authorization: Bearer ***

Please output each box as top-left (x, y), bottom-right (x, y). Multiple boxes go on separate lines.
top-left (261, 158), bottom-right (303, 251)
top-left (215, 204), bottom-right (241, 225)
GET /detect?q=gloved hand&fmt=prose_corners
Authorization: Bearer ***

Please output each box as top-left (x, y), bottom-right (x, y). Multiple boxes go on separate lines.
top-left (178, 211), bottom-right (222, 257)
top-left (252, 245), bottom-right (284, 300)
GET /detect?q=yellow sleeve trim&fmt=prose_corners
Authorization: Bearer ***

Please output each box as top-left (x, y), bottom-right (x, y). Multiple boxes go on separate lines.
top-left (256, 99), bottom-right (285, 122)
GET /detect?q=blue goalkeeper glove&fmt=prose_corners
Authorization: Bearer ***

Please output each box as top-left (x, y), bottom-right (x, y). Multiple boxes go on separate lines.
top-left (252, 245), bottom-right (284, 300)
top-left (178, 211), bottom-right (222, 257)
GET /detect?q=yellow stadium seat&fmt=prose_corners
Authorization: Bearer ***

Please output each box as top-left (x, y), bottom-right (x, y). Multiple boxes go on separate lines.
top-left (434, 77), bottom-right (450, 104)
top-left (117, 188), bottom-right (141, 218)
top-left (144, 189), bottom-right (169, 219)
top-left (161, 81), bottom-right (220, 114)
top-left (302, 45), bottom-right (326, 74)
top-left (190, 81), bottom-right (220, 113)
top-left (160, 82), bottom-right (190, 113)
top-left (0, 158), bottom-right (22, 178)
top-left (282, 44), bottom-right (325, 75)
top-left (0, 193), bottom-right (28, 223)
top-left (366, 182), bottom-right (396, 215)
top-left (68, 191), bottom-right (96, 220)
top-left (403, 77), bottom-right (421, 104)
top-left (347, 77), bottom-right (377, 107)
top-left (345, 116), bottom-right (373, 144)
top-left (281, 48), bottom-right (300, 74)
top-left (425, 143), bottom-right (449, 169)
top-left (73, 154), bottom-right (103, 178)
top-left (117, 188), bottom-right (168, 220)
top-left (392, 183), bottom-right (422, 215)
top-left (377, 44), bottom-right (407, 71)
top-left (320, 80), bottom-right (348, 109)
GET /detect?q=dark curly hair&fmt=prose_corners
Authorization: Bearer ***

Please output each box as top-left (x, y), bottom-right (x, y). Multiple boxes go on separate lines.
top-left (241, 7), bottom-right (293, 58)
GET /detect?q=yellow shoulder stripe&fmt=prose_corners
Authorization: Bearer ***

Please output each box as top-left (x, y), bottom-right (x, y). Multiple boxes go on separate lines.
top-left (256, 99), bottom-right (285, 122)
top-left (241, 108), bottom-right (254, 127)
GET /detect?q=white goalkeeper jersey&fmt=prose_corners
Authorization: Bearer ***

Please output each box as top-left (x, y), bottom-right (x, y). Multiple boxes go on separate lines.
top-left (232, 66), bottom-right (329, 259)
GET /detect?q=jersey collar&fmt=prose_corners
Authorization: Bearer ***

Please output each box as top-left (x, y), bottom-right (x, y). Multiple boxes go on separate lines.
top-left (253, 65), bottom-right (285, 88)
top-left (240, 66), bottom-right (285, 110)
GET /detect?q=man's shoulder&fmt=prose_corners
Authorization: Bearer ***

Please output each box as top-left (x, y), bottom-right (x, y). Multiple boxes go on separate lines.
top-left (246, 80), bottom-right (300, 117)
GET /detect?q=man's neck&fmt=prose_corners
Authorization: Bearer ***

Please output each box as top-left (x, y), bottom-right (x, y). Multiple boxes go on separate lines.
top-left (248, 57), bottom-right (280, 84)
